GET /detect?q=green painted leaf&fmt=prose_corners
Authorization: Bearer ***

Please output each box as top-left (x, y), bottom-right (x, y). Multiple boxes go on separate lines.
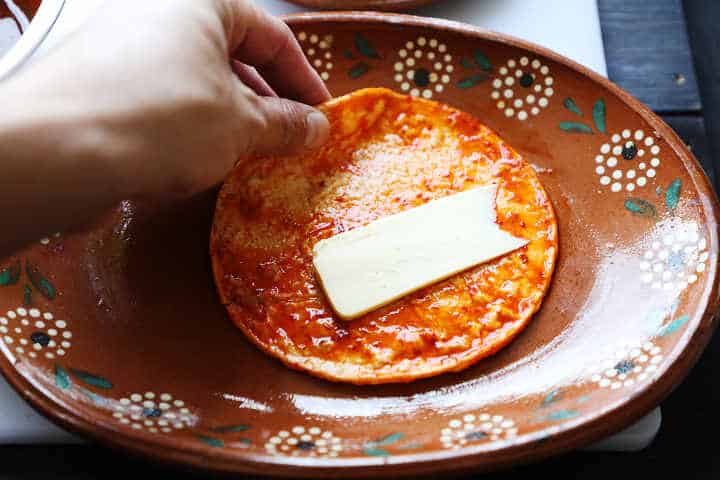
top-left (559, 122), bottom-right (593, 134)
top-left (460, 57), bottom-right (474, 69)
top-left (354, 34), bottom-right (379, 59)
top-left (0, 260), bottom-right (21, 286)
top-left (547, 409), bottom-right (579, 421)
top-left (23, 284), bottom-right (32, 307)
top-left (592, 99), bottom-right (606, 133)
top-left (343, 49), bottom-right (354, 60)
top-left (473, 50), bottom-right (492, 71)
top-left (196, 435), bottom-right (224, 448)
top-left (55, 365), bottom-right (71, 390)
top-left (25, 262), bottom-right (56, 300)
top-left (348, 62), bottom-right (370, 79)
top-left (541, 389), bottom-right (561, 407)
top-left (576, 395), bottom-right (592, 404)
top-left (624, 198), bottom-right (657, 218)
top-left (238, 438), bottom-right (252, 445)
top-left (363, 448), bottom-right (390, 457)
top-left (212, 424), bottom-right (250, 434)
top-left (79, 387), bottom-right (107, 406)
top-left (665, 178), bottom-right (682, 210)
top-left (457, 74), bottom-right (487, 89)
top-left (70, 369), bottom-right (113, 389)
top-left (371, 432), bottom-right (404, 446)
top-left (659, 315), bottom-right (690, 336)
top-left (563, 98), bottom-right (583, 116)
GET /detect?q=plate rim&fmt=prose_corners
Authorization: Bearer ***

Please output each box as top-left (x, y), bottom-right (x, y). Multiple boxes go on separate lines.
top-left (1, 11), bottom-right (718, 478)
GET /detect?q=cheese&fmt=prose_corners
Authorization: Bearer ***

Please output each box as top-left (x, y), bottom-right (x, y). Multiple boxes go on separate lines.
top-left (312, 185), bottom-right (528, 320)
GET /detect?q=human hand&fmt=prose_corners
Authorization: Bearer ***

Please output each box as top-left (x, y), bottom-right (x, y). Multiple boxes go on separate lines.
top-left (3, 0), bottom-right (331, 199)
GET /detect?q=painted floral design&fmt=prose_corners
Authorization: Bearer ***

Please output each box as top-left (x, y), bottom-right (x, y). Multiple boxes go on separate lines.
top-left (595, 129), bottom-right (660, 193)
top-left (393, 36), bottom-right (454, 99)
top-left (265, 426), bottom-right (343, 458)
top-left (491, 56), bottom-right (553, 120)
top-left (440, 413), bottom-right (518, 450)
top-left (591, 341), bottom-right (662, 389)
top-left (112, 392), bottom-right (194, 433)
top-left (297, 32), bottom-right (334, 81)
top-left (640, 223), bottom-right (707, 291)
top-left (1, 308), bottom-right (70, 359)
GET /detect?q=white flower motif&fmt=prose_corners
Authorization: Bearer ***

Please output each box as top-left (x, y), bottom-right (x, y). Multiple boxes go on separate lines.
top-left (491, 56), bottom-right (554, 120)
top-left (591, 341), bottom-right (662, 389)
top-left (640, 223), bottom-right (708, 291)
top-left (1, 308), bottom-right (70, 359)
top-left (297, 32), bottom-right (334, 81)
top-left (265, 426), bottom-right (343, 458)
top-left (595, 129), bottom-right (661, 192)
top-left (440, 413), bottom-right (518, 450)
top-left (393, 36), bottom-right (454, 99)
top-left (112, 392), bottom-right (194, 433)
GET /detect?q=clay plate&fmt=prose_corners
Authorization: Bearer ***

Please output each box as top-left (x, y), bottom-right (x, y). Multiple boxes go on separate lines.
top-left (286, 0), bottom-right (442, 12)
top-left (0, 12), bottom-right (718, 478)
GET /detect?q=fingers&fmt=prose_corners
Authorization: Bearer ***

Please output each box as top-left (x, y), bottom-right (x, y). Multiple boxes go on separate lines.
top-left (245, 95), bottom-right (330, 157)
top-left (232, 60), bottom-right (277, 97)
top-left (221, 0), bottom-right (330, 105)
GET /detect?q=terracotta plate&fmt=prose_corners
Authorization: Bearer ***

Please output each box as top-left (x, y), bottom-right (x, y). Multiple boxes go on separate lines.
top-left (286, 0), bottom-right (442, 12)
top-left (1, 13), bottom-right (718, 478)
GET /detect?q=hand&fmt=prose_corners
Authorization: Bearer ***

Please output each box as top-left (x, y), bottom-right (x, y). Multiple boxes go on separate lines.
top-left (0, 0), bottom-right (331, 254)
top-left (10, 0), bottom-right (330, 197)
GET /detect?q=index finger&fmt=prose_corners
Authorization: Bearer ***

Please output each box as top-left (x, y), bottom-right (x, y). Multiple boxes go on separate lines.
top-left (222, 0), bottom-right (331, 105)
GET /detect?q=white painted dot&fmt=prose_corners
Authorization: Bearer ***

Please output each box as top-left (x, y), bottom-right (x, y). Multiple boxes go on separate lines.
top-left (531, 59), bottom-right (541, 69)
top-left (651, 158), bottom-right (660, 167)
top-left (538, 97), bottom-right (549, 108)
top-left (545, 77), bottom-right (554, 86)
top-left (438, 44), bottom-right (447, 53)
top-left (531, 107), bottom-right (540, 115)
top-left (612, 170), bottom-right (623, 180)
top-left (526, 94), bottom-right (536, 104)
top-left (497, 101), bottom-right (506, 109)
top-left (491, 91), bottom-right (500, 99)
top-left (534, 84), bottom-right (542, 92)
top-left (627, 183), bottom-right (636, 192)
top-left (505, 77), bottom-right (514, 86)
top-left (422, 90), bottom-right (432, 99)
top-left (43, 312), bottom-right (53, 320)
top-left (626, 169), bottom-right (636, 179)
top-left (645, 137), bottom-right (654, 146)
top-left (545, 88), bottom-right (554, 97)
top-left (55, 320), bottom-right (66, 329)
top-left (622, 129), bottom-right (631, 138)
top-left (514, 99), bottom-right (523, 108)
top-left (611, 183), bottom-right (622, 192)
top-left (647, 169), bottom-right (656, 178)
top-left (414, 49), bottom-right (422, 59)
top-left (444, 54), bottom-right (452, 63)
top-left (7, 311), bottom-right (15, 319)
top-left (45, 352), bottom-right (54, 359)
top-left (410, 88), bottom-right (420, 97)
top-left (601, 144), bottom-right (611, 154)
top-left (600, 176), bottom-right (611, 185)
top-left (596, 155), bottom-right (605, 164)
top-left (504, 89), bottom-right (514, 98)
top-left (613, 145), bottom-right (623, 155)
top-left (540, 65), bottom-right (549, 74)
top-left (394, 62), bottom-right (403, 72)
top-left (607, 157), bottom-right (618, 167)
top-left (612, 134), bottom-right (621, 143)
top-left (499, 67), bottom-right (508, 75)
top-left (651, 145), bottom-right (660, 155)
top-left (17, 308), bottom-right (26, 316)
top-left (48, 340), bottom-right (56, 348)
top-left (505, 108), bottom-right (515, 117)
top-left (637, 177), bottom-right (647, 186)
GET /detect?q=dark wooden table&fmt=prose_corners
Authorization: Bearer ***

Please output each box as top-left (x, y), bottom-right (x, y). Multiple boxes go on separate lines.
top-left (2, 0), bottom-right (718, 478)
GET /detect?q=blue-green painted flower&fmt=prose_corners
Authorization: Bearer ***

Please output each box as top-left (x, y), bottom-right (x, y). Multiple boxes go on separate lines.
top-left (393, 36), bottom-right (454, 99)
top-left (595, 129), bottom-right (660, 193)
top-left (0, 307), bottom-right (71, 360)
top-left (113, 392), bottom-right (194, 433)
top-left (440, 413), bottom-right (517, 450)
top-left (491, 56), bottom-right (553, 121)
top-left (265, 426), bottom-right (343, 458)
top-left (640, 223), bottom-right (708, 291)
top-left (297, 31), bottom-right (334, 82)
top-left (591, 341), bottom-right (662, 389)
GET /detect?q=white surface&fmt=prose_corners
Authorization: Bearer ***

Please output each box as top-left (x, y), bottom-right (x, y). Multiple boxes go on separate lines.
top-left (313, 186), bottom-right (527, 319)
top-left (2, 0), bottom-right (657, 454)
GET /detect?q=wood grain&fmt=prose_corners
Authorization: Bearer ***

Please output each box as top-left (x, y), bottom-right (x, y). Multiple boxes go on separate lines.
top-left (598, 0), bottom-right (700, 112)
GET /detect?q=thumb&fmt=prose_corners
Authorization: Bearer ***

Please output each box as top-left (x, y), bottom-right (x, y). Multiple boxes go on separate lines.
top-left (248, 96), bottom-right (330, 157)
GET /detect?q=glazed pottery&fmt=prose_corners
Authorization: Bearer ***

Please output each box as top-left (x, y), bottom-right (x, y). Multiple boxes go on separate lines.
top-left (286, 0), bottom-right (442, 11)
top-left (0, 12), bottom-right (718, 478)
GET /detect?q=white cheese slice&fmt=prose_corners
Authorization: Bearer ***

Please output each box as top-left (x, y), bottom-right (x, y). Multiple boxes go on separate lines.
top-left (312, 185), bottom-right (529, 320)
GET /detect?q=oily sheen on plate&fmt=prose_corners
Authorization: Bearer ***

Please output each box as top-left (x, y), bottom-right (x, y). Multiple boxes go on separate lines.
top-left (210, 88), bottom-right (558, 384)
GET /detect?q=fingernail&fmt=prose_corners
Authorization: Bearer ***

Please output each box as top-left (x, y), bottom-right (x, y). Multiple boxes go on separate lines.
top-left (305, 111), bottom-right (330, 149)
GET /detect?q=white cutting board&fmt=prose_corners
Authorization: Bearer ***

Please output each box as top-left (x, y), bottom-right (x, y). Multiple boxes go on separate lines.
top-left (3, 0), bottom-right (659, 452)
